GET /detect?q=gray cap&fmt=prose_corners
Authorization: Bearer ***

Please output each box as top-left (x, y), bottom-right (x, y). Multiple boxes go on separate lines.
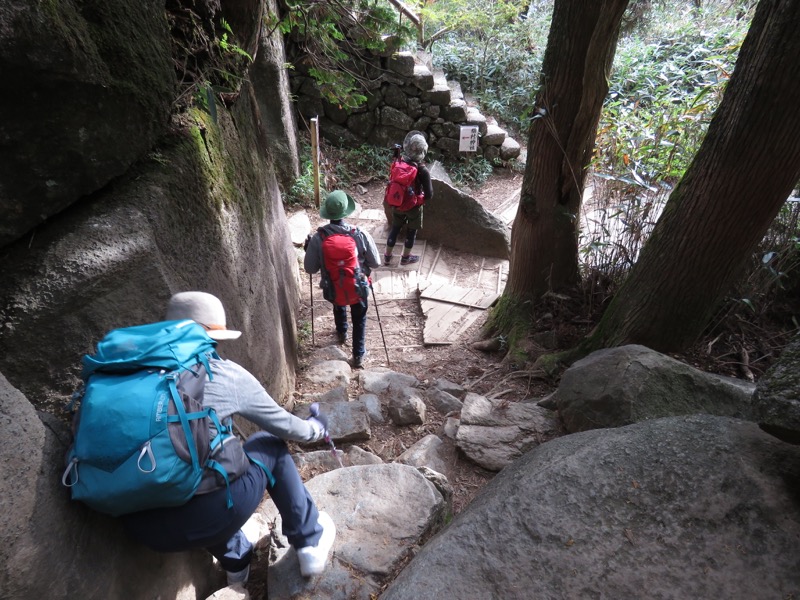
top-left (403, 131), bottom-right (428, 162)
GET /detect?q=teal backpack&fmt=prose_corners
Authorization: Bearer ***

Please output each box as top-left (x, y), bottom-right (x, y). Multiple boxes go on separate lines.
top-left (61, 319), bottom-right (271, 516)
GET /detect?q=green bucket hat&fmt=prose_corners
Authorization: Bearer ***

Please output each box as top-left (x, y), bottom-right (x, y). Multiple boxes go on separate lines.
top-left (320, 190), bottom-right (356, 220)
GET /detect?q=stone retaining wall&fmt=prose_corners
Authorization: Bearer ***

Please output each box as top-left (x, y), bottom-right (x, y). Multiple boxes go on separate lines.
top-left (291, 50), bottom-right (522, 162)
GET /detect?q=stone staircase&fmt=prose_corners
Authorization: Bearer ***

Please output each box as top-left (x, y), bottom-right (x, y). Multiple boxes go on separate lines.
top-left (394, 50), bottom-right (522, 161)
top-left (292, 48), bottom-right (522, 162)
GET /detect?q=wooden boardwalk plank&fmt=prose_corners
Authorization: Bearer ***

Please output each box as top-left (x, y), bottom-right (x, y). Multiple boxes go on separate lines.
top-left (421, 298), bottom-right (465, 344)
top-left (420, 281), bottom-right (499, 309)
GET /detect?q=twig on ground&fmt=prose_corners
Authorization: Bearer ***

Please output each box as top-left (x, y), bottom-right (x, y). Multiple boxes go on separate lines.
top-left (483, 368), bottom-right (547, 398)
top-left (487, 388), bottom-right (514, 399)
top-left (465, 367), bottom-right (503, 391)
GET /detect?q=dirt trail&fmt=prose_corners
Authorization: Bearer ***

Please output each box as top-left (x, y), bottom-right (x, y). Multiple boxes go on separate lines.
top-left (291, 168), bottom-right (554, 513)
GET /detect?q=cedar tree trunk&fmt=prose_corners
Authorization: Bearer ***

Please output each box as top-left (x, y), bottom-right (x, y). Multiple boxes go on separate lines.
top-left (506, 0), bottom-right (630, 300)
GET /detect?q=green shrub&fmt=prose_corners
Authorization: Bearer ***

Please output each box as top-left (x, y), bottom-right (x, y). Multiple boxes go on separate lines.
top-left (283, 141), bottom-right (320, 208)
top-left (443, 155), bottom-right (495, 187)
top-left (578, 1), bottom-right (754, 296)
top-left (595, 6), bottom-right (749, 185)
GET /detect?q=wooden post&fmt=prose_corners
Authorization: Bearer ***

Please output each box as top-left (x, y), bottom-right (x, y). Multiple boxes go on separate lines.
top-left (310, 117), bottom-right (321, 208)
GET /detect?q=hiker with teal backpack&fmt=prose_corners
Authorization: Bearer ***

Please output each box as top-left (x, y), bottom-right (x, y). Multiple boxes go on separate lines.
top-left (383, 131), bottom-right (433, 266)
top-left (63, 291), bottom-right (336, 585)
top-left (304, 190), bottom-right (381, 369)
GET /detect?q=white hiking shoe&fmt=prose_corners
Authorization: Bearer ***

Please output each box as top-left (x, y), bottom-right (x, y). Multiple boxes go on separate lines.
top-left (297, 511), bottom-right (336, 577)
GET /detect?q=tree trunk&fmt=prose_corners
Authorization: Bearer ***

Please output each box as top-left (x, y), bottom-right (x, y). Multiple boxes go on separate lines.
top-left (506, 0), bottom-right (630, 300)
top-left (585, 0), bottom-right (800, 353)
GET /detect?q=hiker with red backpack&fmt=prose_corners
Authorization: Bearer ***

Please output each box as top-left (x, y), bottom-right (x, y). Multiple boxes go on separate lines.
top-left (304, 190), bottom-right (381, 369)
top-left (116, 292), bottom-right (337, 586)
top-left (383, 131), bottom-right (433, 266)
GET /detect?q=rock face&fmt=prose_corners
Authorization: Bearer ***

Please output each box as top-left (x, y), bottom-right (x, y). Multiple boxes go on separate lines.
top-left (0, 0), bottom-right (175, 246)
top-left (381, 415), bottom-right (800, 600)
top-left (0, 1), bottom-right (304, 598)
top-left (251, 0), bottom-right (301, 189)
top-left (554, 345), bottom-right (755, 432)
top-left (0, 96), bottom-right (300, 411)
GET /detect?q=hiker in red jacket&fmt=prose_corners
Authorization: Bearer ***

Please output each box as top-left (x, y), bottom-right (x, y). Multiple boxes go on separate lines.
top-left (304, 191), bottom-right (381, 369)
top-left (383, 131), bottom-right (433, 266)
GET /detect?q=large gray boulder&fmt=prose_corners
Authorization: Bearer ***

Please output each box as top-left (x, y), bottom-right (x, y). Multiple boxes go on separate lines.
top-left (381, 415), bottom-right (800, 600)
top-left (753, 332), bottom-right (800, 443)
top-left (553, 345), bottom-right (755, 432)
top-left (0, 0), bottom-right (175, 246)
top-left (416, 165), bottom-right (510, 259)
top-left (383, 163), bottom-right (510, 259)
top-left (0, 373), bottom-right (221, 600)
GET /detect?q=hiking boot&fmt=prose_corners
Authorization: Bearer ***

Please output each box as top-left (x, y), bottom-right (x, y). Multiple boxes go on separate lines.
top-left (383, 254), bottom-right (393, 266)
top-left (400, 254), bottom-right (419, 266)
top-left (297, 511), bottom-right (337, 577)
top-left (226, 564), bottom-right (250, 586)
top-left (352, 350), bottom-right (368, 369)
top-left (336, 330), bottom-right (347, 345)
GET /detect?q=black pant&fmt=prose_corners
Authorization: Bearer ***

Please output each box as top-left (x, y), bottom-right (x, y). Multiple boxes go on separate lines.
top-left (334, 300), bottom-right (368, 358)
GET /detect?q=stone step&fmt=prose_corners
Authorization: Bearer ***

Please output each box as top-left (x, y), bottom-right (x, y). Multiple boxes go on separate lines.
top-left (412, 64), bottom-right (434, 91)
top-left (448, 80), bottom-right (464, 102)
top-left (483, 123), bottom-right (507, 146)
top-left (422, 69), bottom-right (453, 107)
top-left (388, 51), bottom-right (416, 77)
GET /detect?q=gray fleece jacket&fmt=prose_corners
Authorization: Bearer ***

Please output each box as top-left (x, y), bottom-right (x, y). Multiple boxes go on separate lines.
top-left (204, 358), bottom-right (319, 443)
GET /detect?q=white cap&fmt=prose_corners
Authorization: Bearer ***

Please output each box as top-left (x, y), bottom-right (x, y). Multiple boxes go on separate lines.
top-left (165, 291), bottom-right (242, 340)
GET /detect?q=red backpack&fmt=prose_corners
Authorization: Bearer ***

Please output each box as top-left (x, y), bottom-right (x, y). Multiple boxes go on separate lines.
top-left (318, 227), bottom-right (371, 306)
top-left (384, 160), bottom-right (424, 211)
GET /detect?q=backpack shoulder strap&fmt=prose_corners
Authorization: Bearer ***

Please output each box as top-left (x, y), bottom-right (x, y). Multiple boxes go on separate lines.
top-left (348, 226), bottom-right (365, 251)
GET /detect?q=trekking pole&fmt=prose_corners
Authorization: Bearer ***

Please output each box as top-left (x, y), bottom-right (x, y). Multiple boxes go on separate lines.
top-left (371, 285), bottom-right (390, 367)
top-left (309, 272), bottom-right (315, 346)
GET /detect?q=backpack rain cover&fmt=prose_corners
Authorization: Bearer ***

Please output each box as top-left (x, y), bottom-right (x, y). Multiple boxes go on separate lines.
top-left (319, 228), bottom-right (370, 306)
top-left (384, 160), bottom-right (423, 211)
